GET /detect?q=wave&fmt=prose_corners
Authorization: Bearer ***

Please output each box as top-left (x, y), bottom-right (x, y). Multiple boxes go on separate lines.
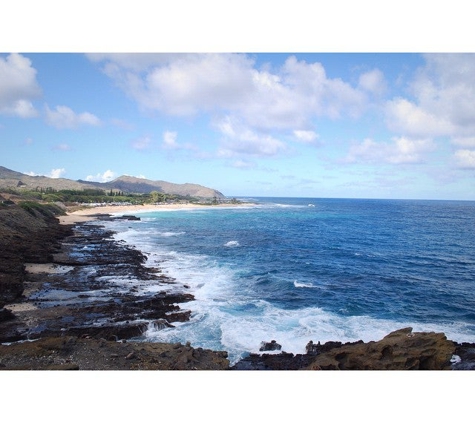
top-left (102, 205), bottom-right (475, 365)
top-left (159, 231), bottom-right (186, 237)
top-left (293, 281), bottom-right (315, 288)
top-left (144, 294), bottom-right (475, 365)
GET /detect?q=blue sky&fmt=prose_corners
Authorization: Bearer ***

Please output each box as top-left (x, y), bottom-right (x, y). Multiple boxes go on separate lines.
top-left (1, 5), bottom-right (474, 200)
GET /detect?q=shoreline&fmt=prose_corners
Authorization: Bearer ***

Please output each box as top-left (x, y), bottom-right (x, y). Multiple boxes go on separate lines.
top-left (67, 202), bottom-right (255, 218)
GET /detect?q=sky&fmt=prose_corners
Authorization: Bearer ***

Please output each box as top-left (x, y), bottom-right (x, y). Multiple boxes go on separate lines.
top-left (1, 5), bottom-right (475, 200)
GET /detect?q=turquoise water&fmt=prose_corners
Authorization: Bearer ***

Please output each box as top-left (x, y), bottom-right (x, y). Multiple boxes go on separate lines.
top-left (106, 197), bottom-right (475, 364)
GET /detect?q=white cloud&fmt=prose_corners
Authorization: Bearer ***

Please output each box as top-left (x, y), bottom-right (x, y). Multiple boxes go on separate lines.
top-left (451, 137), bottom-right (475, 148)
top-left (90, 53), bottom-right (372, 147)
top-left (0, 53), bottom-right (41, 117)
top-left (95, 53), bottom-right (255, 116)
top-left (162, 131), bottom-right (178, 149)
top-left (358, 69), bottom-right (387, 97)
top-left (385, 54), bottom-right (475, 138)
top-left (215, 116), bottom-right (287, 158)
top-left (453, 149), bottom-right (475, 169)
top-left (49, 168), bottom-right (66, 178)
top-left (385, 97), bottom-right (454, 137)
top-left (161, 130), bottom-right (197, 152)
top-left (346, 136), bottom-right (435, 165)
top-left (293, 130), bottom-right (319, 144)
top-left (25, 168), bottom-right (66, 178)
top-left (45, 104), bottom-right (101, 129)
top-left (86, 170), bottom-right (116, 182)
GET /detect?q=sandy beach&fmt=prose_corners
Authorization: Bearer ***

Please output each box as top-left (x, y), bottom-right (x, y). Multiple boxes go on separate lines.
top-left (63, 202), bottom-right (253, 223)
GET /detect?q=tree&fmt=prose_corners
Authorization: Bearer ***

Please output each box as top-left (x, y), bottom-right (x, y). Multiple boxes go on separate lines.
top-left (150, 191), bottom-right (160, 203)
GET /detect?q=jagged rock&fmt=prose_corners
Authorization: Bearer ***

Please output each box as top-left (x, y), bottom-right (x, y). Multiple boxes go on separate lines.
top-left (305, 327), bottom-right (455, 370)
top-left (0, 308), bottom-right (15, 322)
top-left (0, 336), bottom-right (230, 370)
top-left (452, 343), bottom-right (475, 370)
top-left (0, 204), bottom-right (72, 306)
top-left (233, 328), bottom-right (455, 370)
top-left (259, 340), bottom-right (282, 351)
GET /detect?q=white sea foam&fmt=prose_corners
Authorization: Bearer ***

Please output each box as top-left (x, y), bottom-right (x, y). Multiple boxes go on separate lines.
top-left (224, 240), bottom-right (240, 247)
top-left (105, 217), bottom-right (475, 366)
top-left (159, 231), bottom-right (186, 237)
top-left (293, 281), bottom-right (315, 288)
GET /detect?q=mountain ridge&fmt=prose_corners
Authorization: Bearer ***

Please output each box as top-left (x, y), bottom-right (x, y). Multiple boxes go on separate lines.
top-left (0, 166), bottom-right (225, 199)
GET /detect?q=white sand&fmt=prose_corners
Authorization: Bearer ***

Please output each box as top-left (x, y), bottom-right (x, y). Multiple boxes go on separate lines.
top-left (67, 202), bottom-right (253, 218)
top-left (24, 263), bottom-right (74, 274)
top-left (58, 213), bottom-right (97, 225)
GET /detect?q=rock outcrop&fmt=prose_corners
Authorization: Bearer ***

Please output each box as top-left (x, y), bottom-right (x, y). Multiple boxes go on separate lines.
top-left (0, 203), bottom-right (71, 307)
top-left (0, 220), bottom-right (196, 343)
top-left (0, 336), bottom-right (229, 370)
top-left (232, 328), bottom-right (456, 370)
top-left (306, 327), bottom-right (455, 370)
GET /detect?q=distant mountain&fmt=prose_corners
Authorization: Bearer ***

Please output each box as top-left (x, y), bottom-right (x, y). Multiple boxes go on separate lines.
top-left (0, 166), bottom-right (90, 191)
top-left (0, 166), bottom-right (225, 199)
top-left (83, 175), bottom-right (225, 198)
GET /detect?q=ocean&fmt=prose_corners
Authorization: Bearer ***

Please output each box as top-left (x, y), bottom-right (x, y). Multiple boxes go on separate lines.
top-left (104, 197), bottom-right (475, 365)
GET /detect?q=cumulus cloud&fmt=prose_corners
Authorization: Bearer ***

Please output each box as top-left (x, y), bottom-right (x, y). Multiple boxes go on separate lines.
top-left (385, 97), bottom-right (454, 137)
top-left (215, 116), bottom-right (287, 158)
top-left (358, 69), bottom-right (387, 97)
top-left (89, 53), bottom-right (374, 156)
top-left (86, 170), bottom-right (116, 182)
top-left (453, 149), bottom-right (475, 169)
top-left (162, 131), bottom-right (179, 149)
top-left (0, 53), bottom-right (41, 117)
top-left (26, 168), bottom-right (66, 178)
top-left (451, 137), bottom-right (475, 148)
top-left (293, 130), bottom-right (319, 144)
top-left (94, 53), bottom-right (255, 116)
top-left (49, 168), bottom-right (66, 178)
top-left (346, 137), bottom-right (435, 165)
top-left (385, 54), bottom-right (475, 138)
top-left (45, 104), bottom-right (101, 129)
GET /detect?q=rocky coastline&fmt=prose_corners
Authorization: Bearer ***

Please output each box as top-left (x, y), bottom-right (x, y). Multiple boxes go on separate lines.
top-left (1, 203), bottom-right (474, 370)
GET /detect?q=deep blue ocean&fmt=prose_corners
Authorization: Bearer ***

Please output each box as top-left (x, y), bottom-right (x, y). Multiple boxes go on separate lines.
top-left (106, 197), bottom-right (475, 364)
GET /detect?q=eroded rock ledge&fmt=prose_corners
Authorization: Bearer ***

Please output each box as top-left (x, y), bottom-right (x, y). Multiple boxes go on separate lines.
top-left (232, 327), bottom-right (457, 370)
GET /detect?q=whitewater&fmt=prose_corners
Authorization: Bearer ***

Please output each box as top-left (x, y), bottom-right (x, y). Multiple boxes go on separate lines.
top-left (105, 197), bottom-right (475, 364)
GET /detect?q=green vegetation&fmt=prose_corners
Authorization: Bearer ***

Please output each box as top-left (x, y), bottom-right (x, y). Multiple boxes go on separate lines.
top-left (0, 187), bottom-right (199, 206)
top-left (0, 187), bottom-right (240, 210)
top-left (18, 201), bottom-right (66, 217)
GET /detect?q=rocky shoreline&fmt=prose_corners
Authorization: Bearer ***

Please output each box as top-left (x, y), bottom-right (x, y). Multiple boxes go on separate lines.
top-left (1, 204), bottom-right (474, 370)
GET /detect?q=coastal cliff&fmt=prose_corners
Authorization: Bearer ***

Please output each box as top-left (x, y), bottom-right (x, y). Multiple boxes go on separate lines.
top-left (0, 202), bottom-right (71, 308)
top-left (0, 201), bottom-right (474, 370)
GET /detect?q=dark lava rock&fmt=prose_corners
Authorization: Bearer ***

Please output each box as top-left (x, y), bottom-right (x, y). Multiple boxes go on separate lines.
top-left (0, 205), bottom-right (73, 306)
top-left (0, 307), bottom-right (14, 322)
top-left (259, 340), bottom-right (282, 351)
top-left (452, 342), bottom-right (475, 370)
top-left (0, 219), bottom-right (196, 345)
